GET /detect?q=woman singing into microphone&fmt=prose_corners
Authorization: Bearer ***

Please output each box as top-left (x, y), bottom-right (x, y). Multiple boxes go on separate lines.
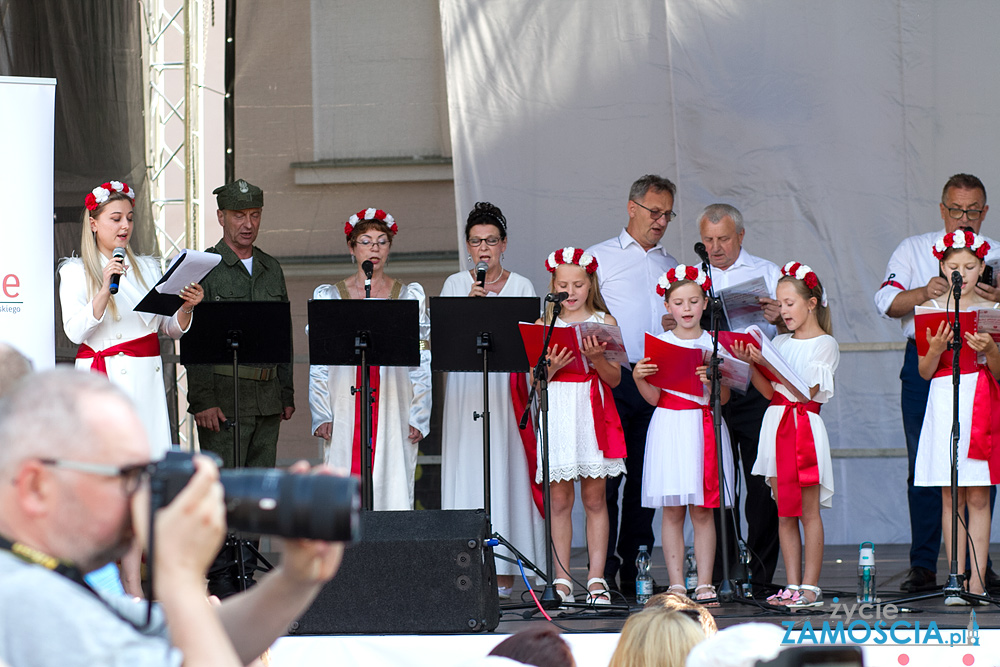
top-left (58, 179), bottom-right (203, 596)
top-left (308, 208), bottom-right (431, 510)
top-left (439, 202), bottom-right (545, 599)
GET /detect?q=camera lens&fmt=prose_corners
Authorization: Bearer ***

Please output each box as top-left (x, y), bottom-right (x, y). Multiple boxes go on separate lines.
top-left (220, 470), bottom-right (360, 542)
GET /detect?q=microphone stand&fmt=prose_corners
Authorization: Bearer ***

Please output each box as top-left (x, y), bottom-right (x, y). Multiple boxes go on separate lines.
top-left (698, 255), bottom-right (736, 602)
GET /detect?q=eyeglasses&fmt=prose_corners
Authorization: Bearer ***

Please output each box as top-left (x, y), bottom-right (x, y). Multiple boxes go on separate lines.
top-left (38, 458), bottom-right (153, 496)
top-left (944, 205), bottom-right (985, 221)
top-left (468, 236), bottom-right (502, 247)
top-left (355, 238), bottom-right (390, 247)
top-left (631, 200), bottom-right (677, 221)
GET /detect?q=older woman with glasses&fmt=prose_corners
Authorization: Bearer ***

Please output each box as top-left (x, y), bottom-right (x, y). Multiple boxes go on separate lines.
top-left (439, 202), bottom-right (545, 599)
top-left (308, 208), bottom-right (431, 510)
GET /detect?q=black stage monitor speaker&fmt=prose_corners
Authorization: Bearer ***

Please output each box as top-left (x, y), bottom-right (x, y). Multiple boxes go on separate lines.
top-left (288, 509), bottom-right (500, 634)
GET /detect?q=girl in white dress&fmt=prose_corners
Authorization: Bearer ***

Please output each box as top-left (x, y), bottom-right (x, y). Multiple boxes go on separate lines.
top-left (536, 247), bottom-right (625, 605)
top-left (733, 261), bottom-right (839, 610)
top-left (440, 202), bottom-right (545, 598)
top-left (633, 265), bottom-right (734, 603)
top-left (308, 208), bottom-right (431, 511)
top-left (914, 230), bottom-right (999, 603)
top-left (59, 180), bottom-right (204, 597)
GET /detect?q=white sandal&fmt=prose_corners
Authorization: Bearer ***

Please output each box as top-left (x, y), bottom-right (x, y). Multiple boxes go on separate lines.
top-left (586, 577), bottom-right (611, 605)
top-left (553, 578), bottom-right (575, 604)
top-left (786, 584), bottom-right (823, 609)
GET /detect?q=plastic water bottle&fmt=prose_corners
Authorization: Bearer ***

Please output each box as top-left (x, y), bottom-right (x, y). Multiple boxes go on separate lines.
top-left (684, 546), bottom-right (698, 592)
top-left (857, 541), bottom-right (876, 603)
top-left (636, 545), bottom-right (653, 604)
top-left (739, 541), bottom-right (752, 598)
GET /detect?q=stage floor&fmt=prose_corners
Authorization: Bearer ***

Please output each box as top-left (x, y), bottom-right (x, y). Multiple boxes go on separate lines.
top-left (494, 542), bottom-right (1000, 633)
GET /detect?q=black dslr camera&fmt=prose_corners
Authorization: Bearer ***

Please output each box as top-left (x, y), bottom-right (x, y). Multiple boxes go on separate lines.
top-left (148, 451), bottom-right (361, 542)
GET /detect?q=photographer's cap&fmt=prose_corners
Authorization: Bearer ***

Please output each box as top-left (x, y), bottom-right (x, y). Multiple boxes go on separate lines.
top-left (213, 179), bottom-right (263, 210)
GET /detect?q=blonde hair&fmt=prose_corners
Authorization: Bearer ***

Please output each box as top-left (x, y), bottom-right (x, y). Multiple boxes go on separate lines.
top-left (645, 592), bottom-right (717, 636)
top-left (777, 274), bottom-right (832, 336)
top-left (608, 607), bottom-right (705, 667)
top-left (77, 192), bottom-right (149, 320)
top-left (543, 264), bottom-right (610, 325)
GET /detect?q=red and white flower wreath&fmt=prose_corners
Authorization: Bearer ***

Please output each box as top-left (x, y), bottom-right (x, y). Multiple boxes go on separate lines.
top-left (85, 181), bottom-right (135, 211)
top-left (545, 247), bottom-right (598, 274)
top-left (656, 264), bottom-right (711, 296)
top-left (344, 208), bottom-right (398, 236)
top-left (781, 261), bottom-right (820, 289)
top-left (932, 229), bottom-right (990, 260)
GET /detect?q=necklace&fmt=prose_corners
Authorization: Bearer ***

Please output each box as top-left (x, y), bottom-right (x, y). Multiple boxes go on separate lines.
top-left (484, 267), bottom-right (504, 285)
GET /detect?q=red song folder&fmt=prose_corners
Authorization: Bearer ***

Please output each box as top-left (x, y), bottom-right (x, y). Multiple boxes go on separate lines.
top-left (518, 322), bottom-right (589, 377)
top-left (914, 307), bottom-right (980, 371)
top-left (642, 333), bottom-right (705, 396)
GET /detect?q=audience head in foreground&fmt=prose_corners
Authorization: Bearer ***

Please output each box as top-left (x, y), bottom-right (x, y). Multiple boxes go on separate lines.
top-left (609, 606), bottom-right (705, 667)
top-left (488, 625), bottom-right (576, 667)
top-left (685, 622), bottom-right (787, 667)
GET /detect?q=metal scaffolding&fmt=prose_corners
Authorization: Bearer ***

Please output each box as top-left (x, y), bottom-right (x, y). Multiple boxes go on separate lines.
top-left (140, 0), bottom-right (209, 450)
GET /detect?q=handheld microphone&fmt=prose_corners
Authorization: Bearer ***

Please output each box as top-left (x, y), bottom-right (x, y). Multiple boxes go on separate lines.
top-left (475, 261), bottom-right (488, 287)
top-left (109, 246), bottom-right (126, 295)
top-left (952, 270), bottom-right (963, 300)
top-left (362, 260), bottom-right (374, 298)
top-left (694, 242), bottom-right (710, 265)
top-left (545, 292), bottom-right (569, 303)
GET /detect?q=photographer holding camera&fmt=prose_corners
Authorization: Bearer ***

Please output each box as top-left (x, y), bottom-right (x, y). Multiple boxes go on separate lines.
top-left (0, 370), bottom-right (345, 666)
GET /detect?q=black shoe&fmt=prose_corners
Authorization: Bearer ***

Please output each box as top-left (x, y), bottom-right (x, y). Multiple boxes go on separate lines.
top-left (986, 567), bottom-right (1000, 594)
top-left (900, 566), bottom-right (938, 592)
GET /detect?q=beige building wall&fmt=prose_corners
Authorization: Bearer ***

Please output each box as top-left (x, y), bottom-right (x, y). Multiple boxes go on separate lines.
top-left (230, 0), bottom-right (460, 484)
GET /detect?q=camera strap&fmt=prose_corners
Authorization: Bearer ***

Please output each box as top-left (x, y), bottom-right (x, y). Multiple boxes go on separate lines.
top-left (0, 533), bottom-right (154, 631)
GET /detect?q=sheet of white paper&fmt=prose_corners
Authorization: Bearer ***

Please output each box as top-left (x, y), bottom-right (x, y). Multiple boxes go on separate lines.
top-left (746, 325), bottom-right (810, 398)
top-left (719, 275), bottom-right (771, 332)
top-left (156, 249), bottom-right (222, 294)
top-left (571, 321), bottom-right (630, 367)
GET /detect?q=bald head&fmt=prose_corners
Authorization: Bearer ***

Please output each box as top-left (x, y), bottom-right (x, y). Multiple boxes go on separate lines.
top-left (0, 342), bottom-right (32, 399)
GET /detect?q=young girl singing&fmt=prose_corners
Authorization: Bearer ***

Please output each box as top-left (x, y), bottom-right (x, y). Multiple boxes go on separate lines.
top-left (537, 247), bottom-right (626, 605)
top-left (733, 261), bottom-right (839, 609)
top-left (915, 229), bottom-right (999, 604)
top-left (632, 265), bottom-right (735, 603)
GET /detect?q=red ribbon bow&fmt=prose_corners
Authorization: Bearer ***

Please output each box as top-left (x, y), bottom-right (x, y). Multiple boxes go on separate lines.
top-left (655, 392), bottom-right (721, 508)
top-left (769, 393), bottom-right (821, 517)
top-left (76, 332), bottom-right (160, 375)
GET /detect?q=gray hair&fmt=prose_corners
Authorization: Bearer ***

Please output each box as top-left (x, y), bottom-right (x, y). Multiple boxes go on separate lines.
top-left (698, 203), bottom-right (744, 234)
top-left (629, 174), bottom-right (676, 202)
top-left (0, 368), bottom-right (128, 474)
top-left (0, 342), bottom-right (33, 399)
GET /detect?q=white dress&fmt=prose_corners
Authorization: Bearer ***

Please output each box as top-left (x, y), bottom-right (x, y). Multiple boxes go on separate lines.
top-left (915, 305), bottom-right (998, 486)
top-left (439, 270), bottom-right (545, 577)
top-left (538, 311), bottom-right (626, 482)
top-left (752, 333), bottom-right (839, 510)
top-left (308, 281), bottom-right (432, 511)
top-left (642, 331), bottom-right (735, 508)
top-left (59, 256), bottom-right (187, 459)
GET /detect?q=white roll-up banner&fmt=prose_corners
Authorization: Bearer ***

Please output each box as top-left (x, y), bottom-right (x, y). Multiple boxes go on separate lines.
top-left (0, 76), bottom-right (57, 370)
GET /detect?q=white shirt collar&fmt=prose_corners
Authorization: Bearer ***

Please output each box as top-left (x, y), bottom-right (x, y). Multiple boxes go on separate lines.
top-left (617, 227), bottom-right (667, 254)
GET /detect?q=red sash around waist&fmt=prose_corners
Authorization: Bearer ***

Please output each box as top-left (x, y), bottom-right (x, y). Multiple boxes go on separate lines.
top-left (553, 369), bottom-right (627, 460)
top-left (769, 393), bottom-right (822, 517)
top-left (933, 366), bottom-right (1000, 484)
top-left (655, 392), bottom-right (720, 508)
top-left (510, 373), bottom-right (544, 517)
top-left (76, 332), bottom-right (160, 376)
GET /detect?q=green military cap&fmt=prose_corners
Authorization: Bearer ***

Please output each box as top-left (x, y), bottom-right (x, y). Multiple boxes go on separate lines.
top-left (213, 179), bottom-right (264, 210)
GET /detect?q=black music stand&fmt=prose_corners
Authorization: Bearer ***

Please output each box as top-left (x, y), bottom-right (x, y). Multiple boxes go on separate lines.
top-left (180, 301), bottom-right (292, 591)
top-left (308, 298), bottom-right (419, 511)
top-left (430, 296), bottom-right (545, 581)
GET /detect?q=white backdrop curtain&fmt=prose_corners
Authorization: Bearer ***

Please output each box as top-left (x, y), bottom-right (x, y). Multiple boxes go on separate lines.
top-left (440, 0), bottom-right (1000, 544)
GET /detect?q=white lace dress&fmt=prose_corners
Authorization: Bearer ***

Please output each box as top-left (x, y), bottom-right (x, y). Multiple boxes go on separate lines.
top-left (537, 311), bottom-right (626, 483)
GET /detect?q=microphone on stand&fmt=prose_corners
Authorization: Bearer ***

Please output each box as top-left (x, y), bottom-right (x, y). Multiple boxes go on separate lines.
top-left (545, 292), bottom-right (569, 303)
top-left (694, 242), bottom-right (710, 269)
top-left (109, 246), bottom-right (126, 295)
top-left (362, 260), bottom-right (374, 299)
top-left (952, 270), bottom-right (963, 302)
top-left (475, 261), bottom-right (488, 287)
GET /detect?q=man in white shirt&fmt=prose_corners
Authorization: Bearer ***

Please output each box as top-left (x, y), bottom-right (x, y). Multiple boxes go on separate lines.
top-left (587, 174), bottom-right (678, 596)
top-left (874, 173), bottom-right (1000, 593)
top-left (696, 204), bottom-right (782, 596)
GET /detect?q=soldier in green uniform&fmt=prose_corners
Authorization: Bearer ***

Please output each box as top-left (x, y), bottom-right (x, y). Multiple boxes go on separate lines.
top-left (186, 179), bottom-right (295, 470)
